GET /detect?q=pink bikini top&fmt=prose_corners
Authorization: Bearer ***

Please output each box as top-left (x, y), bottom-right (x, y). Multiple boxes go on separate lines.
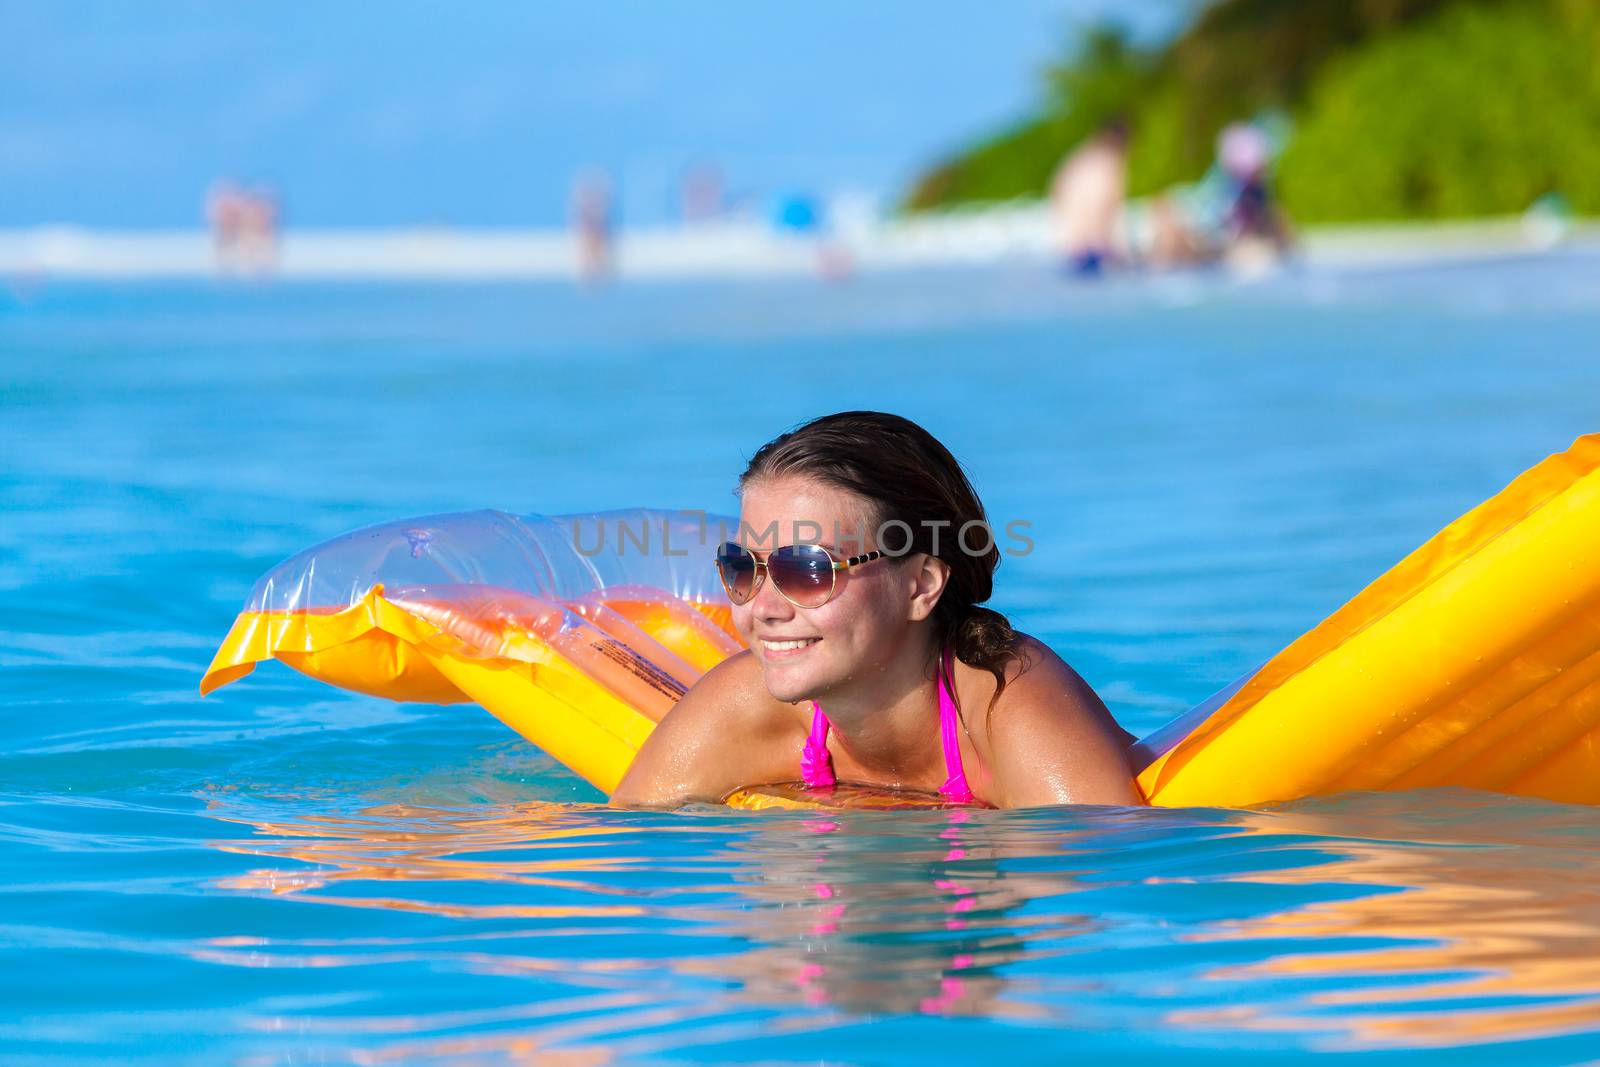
top-left (801, 646), bottom-right (977, 804)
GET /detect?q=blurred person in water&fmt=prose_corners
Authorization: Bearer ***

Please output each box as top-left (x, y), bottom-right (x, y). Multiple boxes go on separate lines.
top-left (1049, 119), bottom-right (1130, 277)
top-left (613, 411), bottom-right (1140, 809)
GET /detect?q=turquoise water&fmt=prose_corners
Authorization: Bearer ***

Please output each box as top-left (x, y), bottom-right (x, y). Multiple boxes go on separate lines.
top-left (4, 251), bottom-right (1600, 1063)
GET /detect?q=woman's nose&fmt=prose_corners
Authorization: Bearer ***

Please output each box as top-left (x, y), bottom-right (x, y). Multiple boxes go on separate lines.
top-left (751, 569), bottom-right (797, 621)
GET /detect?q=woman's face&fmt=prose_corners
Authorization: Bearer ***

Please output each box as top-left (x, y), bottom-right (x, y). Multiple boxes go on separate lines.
top-left (734, 474), bottom-right (933, 705)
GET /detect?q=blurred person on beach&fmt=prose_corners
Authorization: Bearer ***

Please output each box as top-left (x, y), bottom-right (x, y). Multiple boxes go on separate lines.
top-left (1144, 194), bottom-right (1215, 269)
top-left (205, 180), bottom-right (280, 276)
top-left (1048, 119), bottom-right (1129, 277)
top-left (570, 167), bottom-right (614, 282)
top-left (240, 184), bottom-right (281, 275)
top-left (681, 162), bottom-right (725, 224)
top-left (1215, 122), bottom-right (1293, 271)
top-left (205, 180), bottom-right (244, 274)
top-left (774, 193), bottom-right (853, 282)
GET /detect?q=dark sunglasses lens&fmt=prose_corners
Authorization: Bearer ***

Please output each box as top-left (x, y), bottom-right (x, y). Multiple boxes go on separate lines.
top-left (769, 545), bottom-right (834, 607)
top-left (715, 543), bottom-right (757, 603)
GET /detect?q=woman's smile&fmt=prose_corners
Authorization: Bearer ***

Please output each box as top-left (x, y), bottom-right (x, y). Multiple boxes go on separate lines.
top-left (758, 635), bottom-right (822, 658)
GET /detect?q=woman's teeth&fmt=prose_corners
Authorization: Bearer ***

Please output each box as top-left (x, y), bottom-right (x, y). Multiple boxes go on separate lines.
top-left (762, 638), bottom-right (819, 652)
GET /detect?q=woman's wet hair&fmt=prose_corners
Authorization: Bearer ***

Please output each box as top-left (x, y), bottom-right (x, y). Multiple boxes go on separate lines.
top-left (739, 410), bottom-right (1021, 703)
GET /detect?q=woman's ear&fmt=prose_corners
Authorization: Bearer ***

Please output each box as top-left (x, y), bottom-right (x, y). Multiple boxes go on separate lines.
top-left (906, 553), bottom-right (950, 622)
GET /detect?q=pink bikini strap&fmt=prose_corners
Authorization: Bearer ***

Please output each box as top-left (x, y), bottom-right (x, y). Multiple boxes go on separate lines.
top-left (801, 645), bottom-right (975, 802)
top-left (937, 647), bottom-right (977, 803)
top-left (801, 702), bottom-right (837, 790)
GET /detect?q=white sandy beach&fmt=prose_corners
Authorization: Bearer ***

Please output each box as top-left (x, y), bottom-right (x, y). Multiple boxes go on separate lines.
top-left (0, 206), bottom-right (1589, 283)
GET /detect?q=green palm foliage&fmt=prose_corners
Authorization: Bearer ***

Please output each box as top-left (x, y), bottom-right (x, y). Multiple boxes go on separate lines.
top-left (904, 0), bottom-right (1598, 221)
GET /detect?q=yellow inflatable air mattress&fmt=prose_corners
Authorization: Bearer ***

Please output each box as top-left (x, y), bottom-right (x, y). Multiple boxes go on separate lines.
top-left (203, 438), bottom-right (1600, 808)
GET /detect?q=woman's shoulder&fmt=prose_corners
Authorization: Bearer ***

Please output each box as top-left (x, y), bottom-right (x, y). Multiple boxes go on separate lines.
top-left (611, 649), bottom-right (801, 807)
top-left (955, 632), bottom-right (1083, 703)
top-left (1007, 633), bottom-right (1091, 691)
top-left (956, 632), bottom-right (1124, 741)
top-left (958, 632), bottom-right (1141, 806)
top-left (676, 649), bottom-right (799, 736)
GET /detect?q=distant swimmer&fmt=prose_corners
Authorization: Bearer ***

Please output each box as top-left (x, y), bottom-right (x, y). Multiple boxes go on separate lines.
top-left (1049, 120), bottom-right (1129, 277)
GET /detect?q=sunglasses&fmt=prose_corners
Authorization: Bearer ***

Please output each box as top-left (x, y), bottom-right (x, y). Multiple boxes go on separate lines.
top-left (715, 541), bottom-right (888, 609)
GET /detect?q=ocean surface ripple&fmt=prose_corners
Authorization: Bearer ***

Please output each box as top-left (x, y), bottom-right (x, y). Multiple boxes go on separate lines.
top-left (3, 252), bottom-right (1600, 1064)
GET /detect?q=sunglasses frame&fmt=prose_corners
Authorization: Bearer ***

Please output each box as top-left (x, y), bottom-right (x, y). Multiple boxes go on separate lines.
top-left (715, 541), bottom-right (887, 609)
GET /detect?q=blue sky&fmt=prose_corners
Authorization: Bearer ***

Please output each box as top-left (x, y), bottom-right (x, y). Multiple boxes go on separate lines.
top-left (3, 2), bottom-right (1193, 228)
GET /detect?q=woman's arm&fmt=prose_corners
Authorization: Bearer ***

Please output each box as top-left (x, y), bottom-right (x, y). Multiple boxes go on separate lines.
top-left (981, 640), bottom-right (1144, 809)
top-left (610, 651), bottom-right (793, 808)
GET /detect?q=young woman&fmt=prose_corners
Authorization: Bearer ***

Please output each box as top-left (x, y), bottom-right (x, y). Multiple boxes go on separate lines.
top-left (613, 411), bottom-right (1141, 809)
